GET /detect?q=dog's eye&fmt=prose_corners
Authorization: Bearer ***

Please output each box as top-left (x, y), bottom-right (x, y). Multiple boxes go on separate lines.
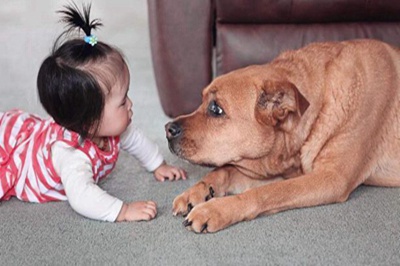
top-left (208, 100), bottom-right (224, 117)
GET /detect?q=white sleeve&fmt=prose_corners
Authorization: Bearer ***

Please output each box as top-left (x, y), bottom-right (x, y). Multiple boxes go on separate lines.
top-left (51, 141), bottom-right (123, 222)
top-left (120, 123), bottom-right (164, 172)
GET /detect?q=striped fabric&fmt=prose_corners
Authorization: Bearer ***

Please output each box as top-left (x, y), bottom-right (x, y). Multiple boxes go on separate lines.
top-left (0, 110), bottom-right (120, 203)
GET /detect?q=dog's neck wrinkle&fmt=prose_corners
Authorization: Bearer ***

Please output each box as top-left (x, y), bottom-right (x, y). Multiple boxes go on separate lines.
top-left (276, 113), bottom-right (306, 158)
top-left (273, 131), bottom-right (302, 175)
top-left (232, 131), bottom-right (302, 179)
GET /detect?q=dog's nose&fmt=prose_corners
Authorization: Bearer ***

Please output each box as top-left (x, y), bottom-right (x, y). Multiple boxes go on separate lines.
top-left (165, 122), bottom-right (182, 139)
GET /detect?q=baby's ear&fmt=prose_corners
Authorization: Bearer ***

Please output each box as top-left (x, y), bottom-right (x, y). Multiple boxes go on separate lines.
top-left (255, 80), bottom-right (309, 126)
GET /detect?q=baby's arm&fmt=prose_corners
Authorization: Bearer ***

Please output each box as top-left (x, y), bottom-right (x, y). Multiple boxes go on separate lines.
top-left (120, 124), bottom-right (187, 181)
top-left (51, 142), bottom-right (156, 222)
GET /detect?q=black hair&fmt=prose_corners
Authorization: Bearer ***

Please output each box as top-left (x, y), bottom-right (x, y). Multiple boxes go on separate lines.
top-left (37, 2), bottom-right (126, 140)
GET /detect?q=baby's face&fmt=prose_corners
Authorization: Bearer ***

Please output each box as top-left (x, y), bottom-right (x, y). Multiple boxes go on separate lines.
top-left (96, 62), bottom-right (133, 137)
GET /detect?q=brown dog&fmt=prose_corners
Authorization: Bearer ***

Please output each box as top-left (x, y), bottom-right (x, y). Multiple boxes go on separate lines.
top-left (165, 39), bottom-right (400, 233)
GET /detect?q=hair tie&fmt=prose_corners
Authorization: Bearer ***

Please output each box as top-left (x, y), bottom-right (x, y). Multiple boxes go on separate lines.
top-left (84, 35), bottom-right (98, 46)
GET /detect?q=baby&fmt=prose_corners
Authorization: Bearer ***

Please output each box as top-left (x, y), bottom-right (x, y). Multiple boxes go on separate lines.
top-left (0, 3), bottom-right (186, 222)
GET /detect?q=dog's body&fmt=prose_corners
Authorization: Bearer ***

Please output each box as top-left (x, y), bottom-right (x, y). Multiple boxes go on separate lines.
top-left (166, 39), bottom-right (400, 233)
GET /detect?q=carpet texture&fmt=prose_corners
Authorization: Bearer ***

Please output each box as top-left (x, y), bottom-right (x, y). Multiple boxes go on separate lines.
top-left (0, 1), bottom-right (399, 265)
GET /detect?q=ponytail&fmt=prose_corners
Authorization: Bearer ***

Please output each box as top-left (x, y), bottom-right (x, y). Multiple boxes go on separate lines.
top-left (59, 2), bottom-right (102, 37)
top-left (53, 2), bottom-right (102, 52)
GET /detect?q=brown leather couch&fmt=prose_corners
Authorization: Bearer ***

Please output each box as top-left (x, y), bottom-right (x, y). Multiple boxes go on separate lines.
top-left (148, 0), bottom-right (400, 118)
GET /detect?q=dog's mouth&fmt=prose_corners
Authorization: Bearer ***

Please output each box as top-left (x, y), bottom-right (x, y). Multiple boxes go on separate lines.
top-left (167, 138), bottom-right (217, 168)
top-left (167, 137), bottom-right (189, 159)
top-left (167, 139), bottom-right (181, 156)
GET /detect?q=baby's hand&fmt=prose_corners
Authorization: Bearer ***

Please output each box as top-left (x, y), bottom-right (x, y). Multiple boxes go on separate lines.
top-left (116, 201), bottom-right (157, 222)
top-left (154, 163), bottom-right (187, 182)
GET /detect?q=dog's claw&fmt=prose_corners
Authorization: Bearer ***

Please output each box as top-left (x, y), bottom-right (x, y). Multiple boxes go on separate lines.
top-left (205, 186), bottom-right (215, 201)
top-left (200, 224), bottom-right (208, 233)
top-left (182, 203), bottom-right (193, 217)
top-left (209, 187), bottom-right (215, 197)
top-left (183, 219), bottom-right (192, 227)
top-left (187, 203), bottom-right (193, 213)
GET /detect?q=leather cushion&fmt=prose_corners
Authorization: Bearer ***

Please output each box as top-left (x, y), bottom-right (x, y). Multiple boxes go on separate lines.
top-left (216, 22), bottom-right (400, 75)
top-left (216, 0), bottom-right (400, 24)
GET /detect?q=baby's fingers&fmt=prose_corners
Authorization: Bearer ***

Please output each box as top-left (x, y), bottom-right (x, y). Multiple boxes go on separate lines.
top-left (142, 209), bottom-right (157, 220)
top-left (138, 202), bottom-right (157, 220)
top-left (163, 172), bottom-right (175, 181)
top-left (179, 168), bottom-right (188, 180)
top-left (146, 201), bottom-right (157, 211)
top-left (158, 170), bottom-right (177, 181)
top-left (124, 201), bottom-right (158, 221)
top-left (168, 168), bottom-right (187, 181)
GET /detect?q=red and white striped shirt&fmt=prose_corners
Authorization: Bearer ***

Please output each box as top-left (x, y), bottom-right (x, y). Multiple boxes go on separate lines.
top-left (0, 109), bottom-right (120, 203)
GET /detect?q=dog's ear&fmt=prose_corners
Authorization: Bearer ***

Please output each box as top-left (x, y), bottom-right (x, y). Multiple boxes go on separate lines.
top-left (256, 80), bottom-right (309, 126)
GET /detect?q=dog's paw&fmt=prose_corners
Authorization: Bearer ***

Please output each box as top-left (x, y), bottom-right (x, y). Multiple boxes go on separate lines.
top-left (172, 182), bottom-right (215, 216)
top-left (182, 197), bottom-right (236, 233)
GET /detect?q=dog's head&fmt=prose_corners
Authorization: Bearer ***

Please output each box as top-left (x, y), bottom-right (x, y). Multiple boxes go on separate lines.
top-left (165, 66), bottom-right (309, 167)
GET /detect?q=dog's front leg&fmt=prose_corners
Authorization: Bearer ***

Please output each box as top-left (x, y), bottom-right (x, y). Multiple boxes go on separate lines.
top-left (173, 165), bottom-right (273, 216)
top-left (183, 167), bottom-right (358, 233)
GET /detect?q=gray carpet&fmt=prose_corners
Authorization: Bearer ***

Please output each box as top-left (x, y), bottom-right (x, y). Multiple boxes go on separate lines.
top-left (1, 1), bottom-right (399, 265)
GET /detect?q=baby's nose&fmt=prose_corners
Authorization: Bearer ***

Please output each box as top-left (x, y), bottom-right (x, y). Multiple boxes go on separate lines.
top-left (127, 98), bottom-right (133, 109)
